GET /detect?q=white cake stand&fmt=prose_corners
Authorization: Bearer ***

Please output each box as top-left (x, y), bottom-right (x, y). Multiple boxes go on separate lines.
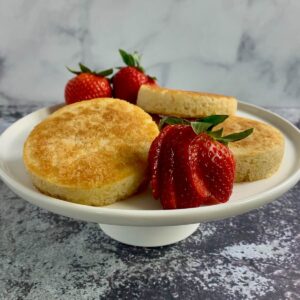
top-left (0, 102), bottom-right (300, 247)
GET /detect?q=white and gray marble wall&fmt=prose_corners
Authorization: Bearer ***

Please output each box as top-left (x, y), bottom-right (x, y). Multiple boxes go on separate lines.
top-left (0, 0), bottom-right (299, 106)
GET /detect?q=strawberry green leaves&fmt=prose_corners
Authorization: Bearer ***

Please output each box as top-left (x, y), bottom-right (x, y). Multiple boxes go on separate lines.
top-left (159, 116), bottom-right (190, 129)
top-left (96, 69), bottom-right (114, 77)
top-left (66, 63), bottom-right (113, 77)
top-left (191, 115), bottom-right (228, 134)
top-left (119, 49), bottom-right (145, 73)
top-left (198, 115), bottom-right (228, 130)
top-left (79, 63), bottom-right (92, 73)
top-left (191, 122), bottom-right (212, 134)
top-left (119, 49), bottom-right (136, 67)
top-left (159, 115), bottom-right (254, 145)
top-left (216, 128), bottom-right (254, 145)
top-left (66, 66), bottom-right (81, 75)
top-left (159, 115), bottom-right (227, 132)
top-left (207, 128), bottom-right (223, 138)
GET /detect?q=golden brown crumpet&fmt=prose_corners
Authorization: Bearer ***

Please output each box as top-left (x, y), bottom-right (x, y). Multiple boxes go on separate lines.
top-left (23, 98), bottom-right (159, 206)
top-left (215, 116), bottom-right (285, 182)
top-left (137, 85), bottom-right (237, 118)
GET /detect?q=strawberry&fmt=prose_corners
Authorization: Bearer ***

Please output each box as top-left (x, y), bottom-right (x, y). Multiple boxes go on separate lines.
top-left (148, 116), bottom-right (253, 209)
top-left (65, 63), bottom-right (113, 104)
top-left (189, 133), bottom-right (235, 204)
top-left (112, 49), bottom-right (156, 103)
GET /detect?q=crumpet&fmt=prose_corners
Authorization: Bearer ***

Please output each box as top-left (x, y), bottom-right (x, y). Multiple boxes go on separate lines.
top-left (137, 85), bottom-right (237, 118)
top-left (215, 116), bottom-right (285, 182)
top-left (23, 98), bottom-right (159, 206)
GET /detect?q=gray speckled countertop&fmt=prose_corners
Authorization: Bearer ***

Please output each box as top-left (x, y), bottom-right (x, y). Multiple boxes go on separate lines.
top-left (0, 105), bottom-right (299, 300)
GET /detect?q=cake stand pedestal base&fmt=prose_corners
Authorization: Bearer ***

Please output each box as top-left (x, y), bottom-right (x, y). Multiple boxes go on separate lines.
top-left (99, 223), bottom-right (199, 247)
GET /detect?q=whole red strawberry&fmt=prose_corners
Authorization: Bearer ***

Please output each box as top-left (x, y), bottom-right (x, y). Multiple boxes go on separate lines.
top-left (112, 49), bottom-right (156, 103)
top-left (65, 63), bottom-right (113, 104)
top-left (148, 116), bottom-right (253, 209)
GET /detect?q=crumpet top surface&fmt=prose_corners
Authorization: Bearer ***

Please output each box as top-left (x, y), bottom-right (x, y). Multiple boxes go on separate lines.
top-left (215, 116), bottom-right (284, 155)
top-left (23, 98), bottom-right (159, 188)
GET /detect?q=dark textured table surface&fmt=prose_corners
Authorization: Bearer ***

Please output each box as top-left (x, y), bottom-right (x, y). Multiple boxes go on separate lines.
top-left (0, 105), bottom-right (299, 300)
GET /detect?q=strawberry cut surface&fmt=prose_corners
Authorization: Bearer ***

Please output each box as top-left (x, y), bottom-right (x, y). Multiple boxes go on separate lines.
top-left (172, 126), bottom-right (206, 208)
top-left (148, 126), bottom-right (174, 199)
top-left (189, 133), bottom-right (235, 205)
top-left (159, 126), bottom-right (179, 209)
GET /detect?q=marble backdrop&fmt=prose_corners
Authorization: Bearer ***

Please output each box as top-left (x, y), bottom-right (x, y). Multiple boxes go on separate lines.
top-left (0, 0), bottom-right (299, 106)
